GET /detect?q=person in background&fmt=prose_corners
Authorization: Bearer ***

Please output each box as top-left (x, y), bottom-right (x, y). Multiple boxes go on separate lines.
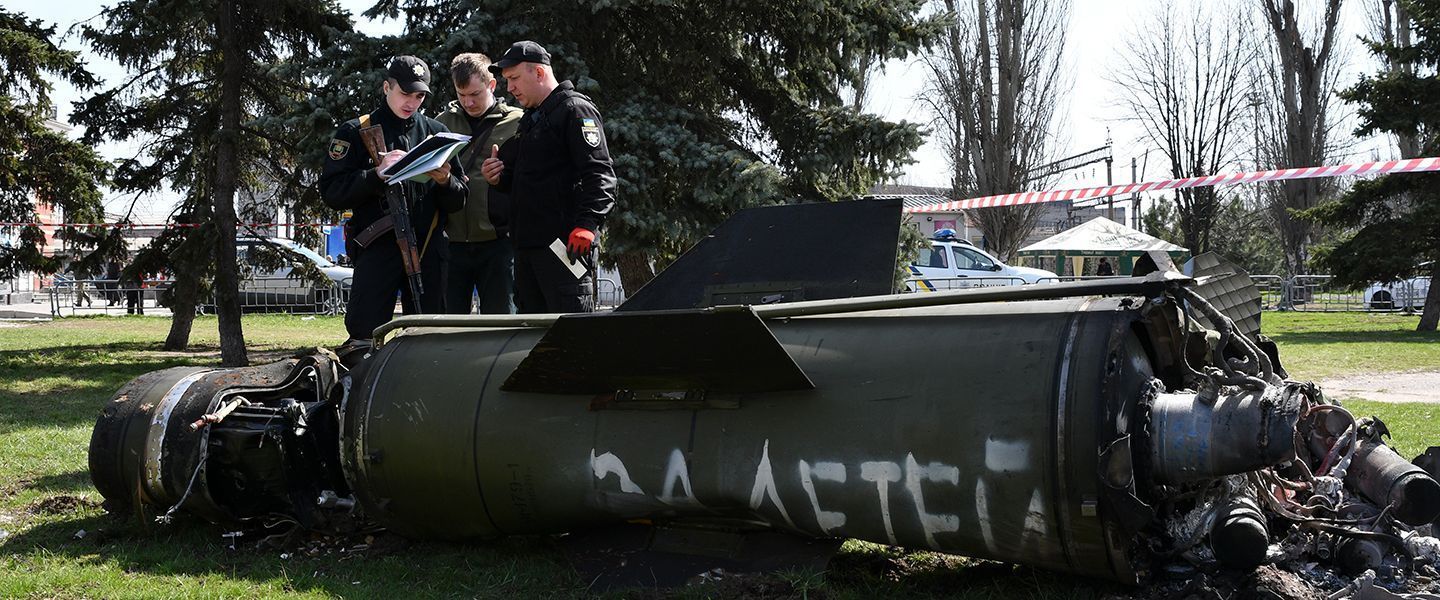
top-left (102, 260), bottom-right (121, 306)
top-left (123, 264), bottom-right (144, 315)
top-left (70, 262), bottom-right (93, 308)
top-left (1096, 257), bottom-right (1115, 277)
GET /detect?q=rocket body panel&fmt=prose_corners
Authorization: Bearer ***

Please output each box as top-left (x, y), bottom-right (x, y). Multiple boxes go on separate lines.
top-left (87, 200), bottom-right (1437, 589)
top-left (341, 297), bottom-right (1151, 581)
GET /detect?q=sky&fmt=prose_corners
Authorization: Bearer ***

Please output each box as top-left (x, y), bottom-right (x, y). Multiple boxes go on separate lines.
top-left (10, 0), bottom-right (1391, 222)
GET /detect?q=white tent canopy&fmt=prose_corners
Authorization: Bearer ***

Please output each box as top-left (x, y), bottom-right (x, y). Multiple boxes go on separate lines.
top-left (1018, 217), bottom-right (1188, 276)
top-left (1019, 216), bottom-right (1187, 254)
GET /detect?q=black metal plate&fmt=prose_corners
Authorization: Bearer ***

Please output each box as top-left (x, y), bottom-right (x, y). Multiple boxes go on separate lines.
top-left (616, 199), bottom-right (903, 311)
top-left (500, 307), bottom-right (814, 395)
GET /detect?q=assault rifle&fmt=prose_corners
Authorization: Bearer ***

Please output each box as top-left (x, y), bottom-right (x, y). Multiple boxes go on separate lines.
top-left (358, 125), bottom-right (424, 312)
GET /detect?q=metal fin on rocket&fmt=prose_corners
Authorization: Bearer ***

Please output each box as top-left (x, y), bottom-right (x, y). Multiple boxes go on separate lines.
top-left (500, 305), bottom-right (815, 395)
top-left (615, 198), bottom-right (903, 312)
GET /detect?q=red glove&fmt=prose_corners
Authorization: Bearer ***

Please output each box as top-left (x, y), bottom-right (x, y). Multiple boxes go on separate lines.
top-left (566, 227), bottom-right (595, 261)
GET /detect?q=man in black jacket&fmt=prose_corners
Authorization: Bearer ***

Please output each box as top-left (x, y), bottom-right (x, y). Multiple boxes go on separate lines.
top-left (480, 41), bottom-right (616, 314)
top-left (320, 55), bottom-right (467, 343)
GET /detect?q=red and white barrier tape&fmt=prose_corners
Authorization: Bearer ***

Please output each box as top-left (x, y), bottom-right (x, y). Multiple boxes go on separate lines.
top-left (905, 156), bottom-right (1440, 212)
top-left (10, 156), bottom-right (1438, 226)
top-left (0, 222), bottom-right (339, 229)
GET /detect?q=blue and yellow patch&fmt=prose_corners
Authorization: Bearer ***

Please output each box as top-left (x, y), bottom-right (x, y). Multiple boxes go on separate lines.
top-left (580, 118), bottom-right (601, 148)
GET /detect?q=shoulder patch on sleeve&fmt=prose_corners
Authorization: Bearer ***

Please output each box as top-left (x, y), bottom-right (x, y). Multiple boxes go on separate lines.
top-left (579, 118), bottom-right (601, 148)
top-left (328, 138), bottom-right (350, 160)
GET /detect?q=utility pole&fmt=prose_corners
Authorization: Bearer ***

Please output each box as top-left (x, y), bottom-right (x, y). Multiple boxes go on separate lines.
top-left (1106, 154), bottom-right (1115, 221)
top-left (1105, 130), bottom-right (1115, 221)
top-left (1130, 157), bottom-right (1139, 229)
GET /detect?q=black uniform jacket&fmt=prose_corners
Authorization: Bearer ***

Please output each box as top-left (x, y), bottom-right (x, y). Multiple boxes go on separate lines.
top-left (493, 81), bottom-right (616, 249)
top-left (320, 107), bottom-right (467, 247)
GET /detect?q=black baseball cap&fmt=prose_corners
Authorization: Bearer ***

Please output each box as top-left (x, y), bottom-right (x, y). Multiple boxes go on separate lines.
top-left (387, 55), bottom-right (431, 93)
top-left (488, 41), bottom-right (551, 75)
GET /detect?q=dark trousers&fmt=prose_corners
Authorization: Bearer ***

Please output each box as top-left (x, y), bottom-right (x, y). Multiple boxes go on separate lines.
top-left (445, 240), bottom-right (515, 314)
top-left (345, 236), bottom-right (447, 340)
top-left (514, 246), bottom-right (592, 314)
top-left (125, 288), bottom-right (144, 314)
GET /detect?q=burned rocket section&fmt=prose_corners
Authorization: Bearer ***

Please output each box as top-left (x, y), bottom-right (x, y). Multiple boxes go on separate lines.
top-left (89, 201), bottom-right (1440, 586)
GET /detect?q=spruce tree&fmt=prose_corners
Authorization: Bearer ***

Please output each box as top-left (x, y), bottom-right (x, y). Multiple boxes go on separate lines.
top-left (74, 0), bottom-right (351, 363)
top-left (1306, 0), bottom-right (1440, 331)
top-left (0, 8), bottom-right (110, 280)
top-left (339, 0), bottom-right (940, 288)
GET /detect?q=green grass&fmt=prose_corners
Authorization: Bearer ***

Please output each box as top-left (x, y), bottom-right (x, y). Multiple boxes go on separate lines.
top-left (1338, 399), bottom-right (1439, 460)
top-left (1, 315), bottom-right (1106, 599)
top-left (0, 316), bottom-right (593, 599)
top-left (1, 313), bottom-right (1437, 598)
top-left (1261, 311), bottom-right (1440, 379)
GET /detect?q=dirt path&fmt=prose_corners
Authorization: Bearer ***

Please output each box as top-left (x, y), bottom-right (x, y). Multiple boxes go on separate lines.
top-left (1318, 370), bottom-right (1440, 404)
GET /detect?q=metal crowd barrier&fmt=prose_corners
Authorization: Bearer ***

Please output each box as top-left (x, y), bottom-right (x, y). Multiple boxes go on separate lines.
top-left (1350, 277), bottom-right (1427, 312)
top-left (46, 278), bottom-right (170, 316)
top-left (191, 274), bottom-right (351, 313)
top-left (1273, 275), bottom-right (1426, 313)
top-left (43, 277), bottom-right (352, 317)
top-left (1249, 275), bottom-right (1285, 310)
top-left (33, 273), bottom-right (1431, 317)
top-left (1245, 274), bottom-right (1428, 313)
top-left (595, 277), bottom-right (625, 309)
top-left (193, 276), bottom-right (351, 315)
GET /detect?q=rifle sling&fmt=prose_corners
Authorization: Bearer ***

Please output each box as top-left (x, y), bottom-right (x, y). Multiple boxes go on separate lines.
top-left (353, 215), bottom-right (393, 248)
top-left (354, 206), bottom-right (440, 259)
top-left (420, 211), bottom-right (439, 260)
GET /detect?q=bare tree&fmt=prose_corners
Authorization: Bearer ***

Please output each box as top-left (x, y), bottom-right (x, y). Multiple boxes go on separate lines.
top-left (921, 0), bottom-right (1071, 261)
top-left (1368, 0), bottom-right (1421, 158)
top-left (1110, 1), bottom-right (1257, 254)
top-left (1256, 0), bottom-right (1347, 276)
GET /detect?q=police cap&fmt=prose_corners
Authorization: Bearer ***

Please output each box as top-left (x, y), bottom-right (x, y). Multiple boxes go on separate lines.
top-left (488, 41), bottom-right (551, 75)
top-left (386, 55), bottom-right (431, 94)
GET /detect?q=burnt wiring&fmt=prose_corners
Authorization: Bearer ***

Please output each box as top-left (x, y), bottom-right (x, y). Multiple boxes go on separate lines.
top-left (1169, 285), bottom-right (1275, 391)
top-left (1307, 403), bottom-right (1361, 477)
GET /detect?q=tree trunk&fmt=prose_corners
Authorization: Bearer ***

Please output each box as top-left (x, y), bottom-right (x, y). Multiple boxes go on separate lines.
top-left (163, 273), bottom-right (199, 350)
top-left (615, 251), bottom-right (655, 299)
top-left (1261, 0), bottom-right (1342, 277)
top-left (1418, 259), bottom-right (1440, 332)
top-left (213, 3), bottom-right (248, 367)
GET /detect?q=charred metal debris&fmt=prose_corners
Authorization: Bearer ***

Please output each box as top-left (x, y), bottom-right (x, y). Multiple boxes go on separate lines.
top-left (86, 201), bottom-right (1439, 594)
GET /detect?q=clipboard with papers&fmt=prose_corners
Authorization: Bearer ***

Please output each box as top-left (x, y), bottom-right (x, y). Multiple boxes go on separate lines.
top-left (379, 132), bottom-right (471, 184)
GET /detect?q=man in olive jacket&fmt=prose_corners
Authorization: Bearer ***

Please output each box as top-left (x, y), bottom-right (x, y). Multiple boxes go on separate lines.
top-left (436, 53), bottom-right (524, 314)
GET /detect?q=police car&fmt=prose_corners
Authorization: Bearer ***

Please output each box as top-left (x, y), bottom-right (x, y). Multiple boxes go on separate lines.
top-left (907, 229), bottom-right (1058, 291)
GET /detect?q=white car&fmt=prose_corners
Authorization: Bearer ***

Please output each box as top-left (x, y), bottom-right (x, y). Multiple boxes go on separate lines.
top-left (907, 230), bottom-right (1058, 291)
top-left (161, 237), bottom-right (351, 314)
top-left (1364, 271), bottom-right (1432, 310)
top-left (228, 237), bottom-right (352, 313)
